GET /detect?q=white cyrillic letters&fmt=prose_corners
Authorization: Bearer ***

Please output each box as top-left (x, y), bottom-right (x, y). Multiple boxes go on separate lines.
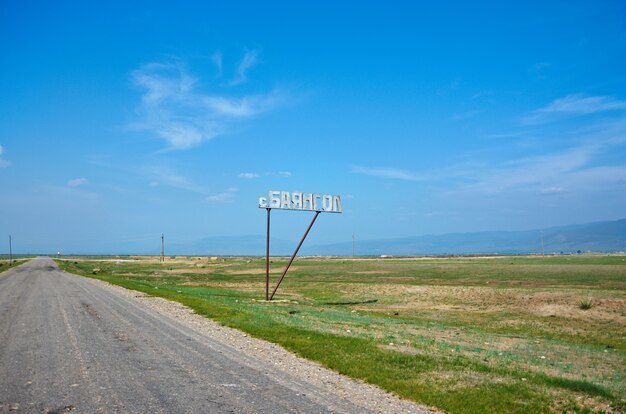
top-left (313, 194), bottom-right (321, 210)
top-left (322, 195), bottom-right (333, 211)
top-left (260, 191), bottom-right (342, 213)
top-left (281, 191), bottom-right (291, 209)
top-left (292, 192), bottom-right (303, 209)
top-left (269, 191), bottom-right (281, 208)
top-left (333, 195), bottom-right (342, 213)
top-left (303, 193), bottom-right (313, 210)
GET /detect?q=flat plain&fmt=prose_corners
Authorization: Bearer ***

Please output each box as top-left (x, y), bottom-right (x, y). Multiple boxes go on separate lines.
top-left (55, 255), bottom-right (626, 413)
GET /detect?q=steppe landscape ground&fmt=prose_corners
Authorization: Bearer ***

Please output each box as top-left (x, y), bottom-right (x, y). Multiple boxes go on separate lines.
top-left (42, 254), bottom-right (626, 413)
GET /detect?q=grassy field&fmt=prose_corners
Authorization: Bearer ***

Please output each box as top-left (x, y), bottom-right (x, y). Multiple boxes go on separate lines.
top-left (0, 257), bottom-right (29, 272)
top-left (56, 255), bottom-right (626, 413)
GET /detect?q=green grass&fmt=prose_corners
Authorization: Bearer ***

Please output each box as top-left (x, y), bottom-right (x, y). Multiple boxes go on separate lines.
top-left (56, 255), bottom-right (626, 413)
top-left (0, 258), bottom-right (29, 272)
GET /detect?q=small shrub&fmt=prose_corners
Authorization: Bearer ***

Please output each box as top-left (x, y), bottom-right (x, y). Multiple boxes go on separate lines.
top-left (579, 300), bottom-right (593, 310)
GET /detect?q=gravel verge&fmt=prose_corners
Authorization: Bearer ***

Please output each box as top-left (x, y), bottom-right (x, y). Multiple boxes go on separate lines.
top-left (96, 279), bottom-right (438, 414)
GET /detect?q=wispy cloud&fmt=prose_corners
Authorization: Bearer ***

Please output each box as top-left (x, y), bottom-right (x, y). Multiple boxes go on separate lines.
top-left (351, 165), bottom-right (423, 181)
top-left (435, 146), bottom-right (596, 198)
top-left (0, 145), bottom-right (10, 168)
top-left (145, 166), bottom-right (207, 193)
top-left (264, 171), bottom-right (292, 177)
top-left (67, 178), bottom-right (88, 187)
top-left (524, 94), bottom-right (626, 124)
top-left (131, 55), bottom-right (284, 150)
top-left (351, 116), bottom-right (626, 205)
top-left (207, 187), bottom-right (237, 202)
top-left (238, 172), bottom-right (259, 179)
top-left (230, 50), bottom-right (259, 86)
top-left (345, 97), bottom-right (626, 227)
top-left (447, 120), bottom-right (626, 198)
top-left (238, 171), bottom-right (292, 179)
top-left (540, 186), bottom-right (566, 195)
top-left (203, 94), bottom-right (281, 118)
top-left (539, 94), bottom-right (626, 114)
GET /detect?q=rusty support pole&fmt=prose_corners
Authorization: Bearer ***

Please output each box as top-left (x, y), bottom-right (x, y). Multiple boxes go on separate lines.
top-left (269, 211), bottom-right (320, 301)
top-left (265, 208), bottom-right (271, 301)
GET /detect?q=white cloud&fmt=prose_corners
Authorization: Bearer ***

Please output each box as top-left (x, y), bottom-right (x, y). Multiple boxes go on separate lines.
top-left (467, 118), bottom-right (626, 196)
top-left (67, 178), bottom-right (88, 187)
top-left (238, 172), bottom-right (260, 179)
top-left (349, 117), bottom-right (626, 206)
top-left (131, 55), bottom-right (283, 150)
top-left (442, 137), bottom-right (625, 200)
top-left (440, 146), bottom-right (592, 197)
top-left (145, 166), bottom-right (207, 193)
top-left (350, 165), bottom-right (423, 181)
top-left (230, 50), bottom-right (259, 86)
top-left (256, 171), bottom-right (293, 178)
top-left (0, 145), bottom-right (10, 168)
top-left (133, 62), bottom-right (196, 106)
top-left (540, 186), bottom-right (566, 195)
top-left (203, 93), bottom-right (281, 118)
top-left (524, 94), bottom-right (626, 124)
top-left (207, 187), bottom-right (237, 202)
top-left (540, 94), bottom-right (626, 114)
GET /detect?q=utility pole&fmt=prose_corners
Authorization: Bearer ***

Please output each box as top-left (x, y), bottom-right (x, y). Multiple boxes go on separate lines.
top-left (540, 230), bottom-right (545, 256)
top-left (161, 233), bottom-right (164, 263)
top-left (9, 235), bottom-right (12, 265)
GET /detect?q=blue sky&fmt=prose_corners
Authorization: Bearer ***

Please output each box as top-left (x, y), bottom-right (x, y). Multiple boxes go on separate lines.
top-left (1, 1), bottom-right (625, 253)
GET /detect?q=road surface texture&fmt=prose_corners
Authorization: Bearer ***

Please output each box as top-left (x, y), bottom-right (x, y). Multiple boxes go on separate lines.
top-left (0, 258), bottom-right (433, 414)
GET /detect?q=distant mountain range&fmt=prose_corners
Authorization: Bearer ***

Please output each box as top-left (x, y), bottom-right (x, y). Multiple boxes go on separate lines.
top-left (170, 218), bottom-right (626, 256)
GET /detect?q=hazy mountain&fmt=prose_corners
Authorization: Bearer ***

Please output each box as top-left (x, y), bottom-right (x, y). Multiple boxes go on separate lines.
top-left (172, 218), bottom-right (626, 256)
top-left (305, 218), bottom-right (626, 256)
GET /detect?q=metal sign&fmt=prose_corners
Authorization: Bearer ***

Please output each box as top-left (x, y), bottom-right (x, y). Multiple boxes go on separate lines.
top-left (259, 191), bottom-right (342, 213)
top-left (260, 190), bottom-right (342, 301)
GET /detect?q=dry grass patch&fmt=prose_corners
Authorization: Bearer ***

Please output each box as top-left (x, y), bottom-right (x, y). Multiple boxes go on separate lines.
top-left (224, 266), bottom-right (301, 275)
top-left (337, 283), bottom-right (625, 327)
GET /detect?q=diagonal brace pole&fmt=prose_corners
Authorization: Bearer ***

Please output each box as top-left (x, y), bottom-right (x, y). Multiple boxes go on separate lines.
top-left (269, 211), bottom-right (320, 301)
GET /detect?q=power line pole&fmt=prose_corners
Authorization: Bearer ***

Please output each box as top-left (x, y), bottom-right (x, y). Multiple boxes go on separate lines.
top-left (161, 233), bottom-right (165, 263)
top-left (540, 230), bottom-right (545, 256)
top-left (9, 235), bottom-right (12, 265)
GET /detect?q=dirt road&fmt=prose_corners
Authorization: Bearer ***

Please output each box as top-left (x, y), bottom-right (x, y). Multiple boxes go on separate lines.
top-left (0, 257), bottom-right (431, 413)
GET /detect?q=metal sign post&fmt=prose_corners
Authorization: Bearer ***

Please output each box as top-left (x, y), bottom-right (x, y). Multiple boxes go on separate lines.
top-left (260, 190), bottom-right (342, 301)
top-left (265, 208), bottom-right (271, 301)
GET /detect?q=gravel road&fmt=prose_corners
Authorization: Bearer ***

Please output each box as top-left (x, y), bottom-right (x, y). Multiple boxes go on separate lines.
top-left (0, 257), bottom-right (434, 413)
